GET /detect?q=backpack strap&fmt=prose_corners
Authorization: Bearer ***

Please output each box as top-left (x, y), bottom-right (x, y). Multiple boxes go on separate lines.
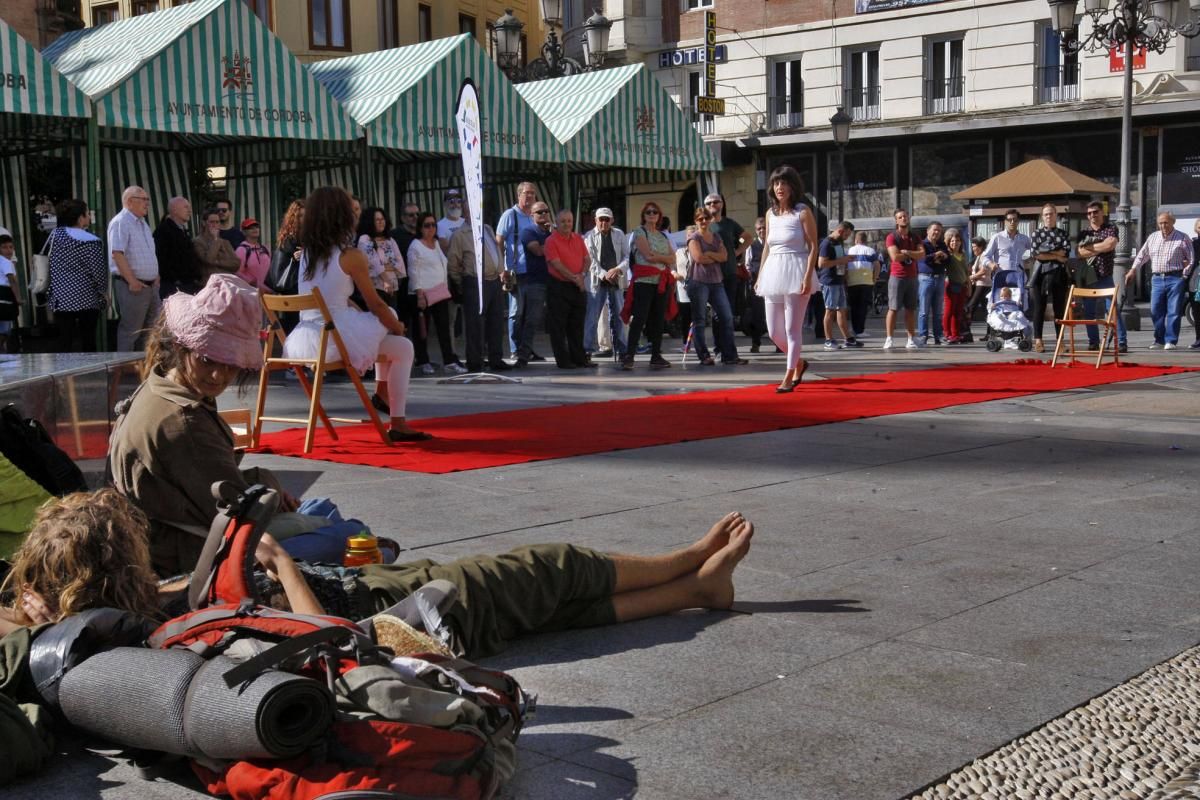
top-left (187, 482), bottom-right (278, 611)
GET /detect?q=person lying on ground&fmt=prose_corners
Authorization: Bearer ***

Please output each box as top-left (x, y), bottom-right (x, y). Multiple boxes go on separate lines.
top-left (1, 490), bottom-right (755, 659)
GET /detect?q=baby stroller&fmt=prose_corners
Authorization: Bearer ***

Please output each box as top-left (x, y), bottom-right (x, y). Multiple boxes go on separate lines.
top-left (872, 265), bottom-right (889, 316)
top-left (984, 269), bottom-right (1033, 352)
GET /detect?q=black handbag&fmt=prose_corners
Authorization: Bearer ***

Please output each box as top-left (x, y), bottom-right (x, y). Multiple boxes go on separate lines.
top-left (0, 284), bottom-right (19, 321)
top-left (266, 246), bottom-right (300, 295)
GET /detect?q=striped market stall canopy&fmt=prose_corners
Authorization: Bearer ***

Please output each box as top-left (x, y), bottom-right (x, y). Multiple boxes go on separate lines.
top-left (42, 0), bottom-right (358, 140)
top-left (309, 34), bottom-right (560, 163)
top-left (515, 64), bottom-right (721, 173)
top-left (0, 16), bottom-right (88, 119)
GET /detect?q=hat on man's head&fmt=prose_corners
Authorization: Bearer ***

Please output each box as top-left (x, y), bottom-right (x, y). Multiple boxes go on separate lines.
top-left (240, 217), bottom-right (260, 230)
top-left (594, 207), bottom-right (614, 220)
top-left (162, 273), bottom-right (263, 370)
top-left (444, 188), bottom-right (462, 201)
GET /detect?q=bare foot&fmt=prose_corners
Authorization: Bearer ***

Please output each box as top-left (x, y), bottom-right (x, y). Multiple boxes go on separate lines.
top-left (692, 511), bottom-right (743, 562)
top-left (695, 519), bottom-right (754, 609)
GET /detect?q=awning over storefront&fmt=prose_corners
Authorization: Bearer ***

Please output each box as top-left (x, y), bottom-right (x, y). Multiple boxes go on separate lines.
top-left (0, 17), bottom-right (89, 121)
top-left (309, 34), bottom-right (560, 162)
top-left (515, 63), bottom-right (721, 173)
top-left (42, 0), bottom-right (357, 141)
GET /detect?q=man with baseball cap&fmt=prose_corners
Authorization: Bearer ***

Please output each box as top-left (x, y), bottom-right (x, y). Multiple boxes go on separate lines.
top-left (582, 207), bottom-right (629, 358)
top-left (436, 188), bottom-right (466, 251)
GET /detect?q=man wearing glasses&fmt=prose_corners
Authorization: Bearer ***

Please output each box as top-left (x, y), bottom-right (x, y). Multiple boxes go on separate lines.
top-left (983, 210), bottom-right (1034, 275)
top-left (513, 202), bottom-right (554, 366)
top-left (107, 185), bottom-right (161, 351)
top-left (497, 182), bottom-right (545, 361)
top-left (1076, 201), bottom-right (1127, 352)
top-left (213, 197), bottom-right (245, 249)
top-left (704, 193), bottom-right (751, 355)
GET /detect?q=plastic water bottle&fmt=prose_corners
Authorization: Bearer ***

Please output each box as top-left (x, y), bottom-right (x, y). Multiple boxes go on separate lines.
top-left (343, 532), bottom-right (383, 567)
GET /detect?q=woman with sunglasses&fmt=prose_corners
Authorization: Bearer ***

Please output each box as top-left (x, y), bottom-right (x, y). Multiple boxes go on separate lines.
top-left (620, 202), bottom-right (677, 370)
top-left (408, 211), bottom-right (467, 375)
top-left (685, 207), bottom-right (737, 366)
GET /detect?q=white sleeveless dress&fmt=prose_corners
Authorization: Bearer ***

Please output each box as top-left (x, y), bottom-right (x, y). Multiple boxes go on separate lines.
top-left (283, 247), bottom-right (388, 375)
top-left (756, 205), bottom-right (810, 298)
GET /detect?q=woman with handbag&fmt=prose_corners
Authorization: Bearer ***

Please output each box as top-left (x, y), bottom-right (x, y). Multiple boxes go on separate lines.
top-left (283, 187), bottom-right (428, 442)
top-left (407, 211), bottom-right (465, 376)
top-left (619, 202), bottom-right (677, 371)
top-left (941, 228), bottom-right (970, 344)
top-left (45, 199), bottom-right (107, 352)
top-left (268, 201), bottom-right (304, 333)
top-left (356, 207), bottom-right (405, 308)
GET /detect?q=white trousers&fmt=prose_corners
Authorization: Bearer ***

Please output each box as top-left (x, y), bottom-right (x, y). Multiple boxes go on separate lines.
top-left (764, 293), bottom-right (811, 370)
top-left (377, 334), bottom-right (415, 417)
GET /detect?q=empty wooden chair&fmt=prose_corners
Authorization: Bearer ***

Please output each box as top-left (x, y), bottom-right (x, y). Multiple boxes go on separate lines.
top-left (1051, 285), bottom-right (1120, 368)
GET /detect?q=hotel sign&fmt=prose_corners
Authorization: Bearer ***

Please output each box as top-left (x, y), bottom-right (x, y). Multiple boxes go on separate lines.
top-left (658, 44), bottom-right (727, 68)
top-left (855, 0), bottom-right (947, 11)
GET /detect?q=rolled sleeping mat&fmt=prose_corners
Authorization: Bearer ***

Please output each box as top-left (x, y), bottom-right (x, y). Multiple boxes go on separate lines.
top-left (58, 648), bottom-right (334, 760)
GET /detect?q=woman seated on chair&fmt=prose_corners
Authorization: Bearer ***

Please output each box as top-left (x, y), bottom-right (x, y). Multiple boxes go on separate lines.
top-left (282, 186), bottom-right (428, 444)
top-left (2, 488), bottom-right (755, 661)
top-left (109, 273), bottom-right (342, 577)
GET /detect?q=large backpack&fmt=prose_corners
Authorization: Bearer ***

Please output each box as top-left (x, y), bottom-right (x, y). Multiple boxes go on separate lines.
top-left (149, 481), bottom-right (531, 800)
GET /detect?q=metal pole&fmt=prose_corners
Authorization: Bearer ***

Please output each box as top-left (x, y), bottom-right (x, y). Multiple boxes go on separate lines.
top-left (87, 115), bottom-right (108, 351)
top-left (1113, 6), bottom-right (1140, 330)
top-left (358, 130), bottom-right (372, 207)
top-left (837, 145), bottom-right (846, 222)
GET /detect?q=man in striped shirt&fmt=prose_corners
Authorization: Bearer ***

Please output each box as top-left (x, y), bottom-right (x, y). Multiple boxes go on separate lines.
top-left (1129, 211), bottom-right (1194, 350)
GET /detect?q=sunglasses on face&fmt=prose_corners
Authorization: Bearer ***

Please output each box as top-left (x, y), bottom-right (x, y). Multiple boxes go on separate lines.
top-left (402, 212), bottom-right (417, 218)
top-left (1006, 218), bottom-right (1019, 223)
top-left (534, 209), bottom-right (550, 215)
top-left (422, 222), bottom-right (437, 229)
top-left (644, 209), bottom-right (660, 216)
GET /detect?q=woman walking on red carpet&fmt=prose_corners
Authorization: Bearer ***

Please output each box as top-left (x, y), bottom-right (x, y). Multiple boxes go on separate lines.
top-left (755, 166), bottom-right (818, 393)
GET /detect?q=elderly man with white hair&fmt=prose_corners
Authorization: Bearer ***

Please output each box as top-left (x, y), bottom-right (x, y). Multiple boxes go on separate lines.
top-left (582, 207), bottom-right (629, 358)
top-left (1130, 210), bottom-right (1194, 350)
top-left (108, 185), bottom-right (161, 351)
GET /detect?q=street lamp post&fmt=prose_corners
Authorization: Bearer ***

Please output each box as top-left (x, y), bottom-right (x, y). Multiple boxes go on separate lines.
top-left (1046, 0), bottom-right (1200, 330)
top-left (829, 106), bottom-right (852, 223)
top-left (491, 5), bottom-right (612, 83)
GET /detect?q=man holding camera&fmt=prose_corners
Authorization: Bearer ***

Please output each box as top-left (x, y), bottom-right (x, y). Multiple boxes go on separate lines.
top-left (883, 208), bottom-right (925, 350)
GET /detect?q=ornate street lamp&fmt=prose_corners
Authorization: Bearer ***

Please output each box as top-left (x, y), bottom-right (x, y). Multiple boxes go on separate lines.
top-left (1046, 0), bottom-right (1200, 329)
top-left (491, 6), bottom-right (612, 83)
top-left (829, 106), bottom-right (852, 222)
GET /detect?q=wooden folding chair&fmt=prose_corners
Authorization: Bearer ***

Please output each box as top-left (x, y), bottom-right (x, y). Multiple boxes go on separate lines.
top-left (219, 408), bottom-right (253, 451)
top-left (252, 287), bottom-right (391, 454)
top-left (1051, 285), bottom-right (1120, 368)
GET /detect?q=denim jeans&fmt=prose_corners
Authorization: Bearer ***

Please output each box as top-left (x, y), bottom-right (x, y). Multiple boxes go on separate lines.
top-left (916, 274), bottom-right (944, 341)
top-left (686, 279), bottom-right (738, 362)
top-left (515, 280), bottom-right (547, 360)
top-left (1150, 272), bottom-right (1187, 345)
top-left (583, 283), bottom-right (626, 355)
top-left (1083, 274), bottom-right (1127, 346)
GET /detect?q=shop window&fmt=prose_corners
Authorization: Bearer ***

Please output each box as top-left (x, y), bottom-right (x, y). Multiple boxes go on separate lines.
top-left (924, 36), bottom-right (964, 114)
top-left (686, 0), bottom-right (714, 8)
top-left (910, 141), bottom-right (991, 216)
top-left (379, 0), bottom-right (398, 49)
top-left (418, 4), bottom-right (432, 42)
top-left (459, 13), bottom-right (475, 38)
top-left (844, 47), bottom-right (880, 122)
top-left (310, 0), bottom-right (350, 50)
top-left (244, 0), bottom-right (271, 27)
top-left (1186, 32), bottom-right (1200, 72)
top-left (92, 3), bottom-right (119, 25)
top-left (131, 0), bottom-right (158, 15)
top-left (769, 57), bottom-right (803, 130)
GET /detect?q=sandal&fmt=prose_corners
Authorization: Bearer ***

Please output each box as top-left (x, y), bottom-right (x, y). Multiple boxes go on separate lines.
top-left (795, 360), bottom-right (808, 384)
top-left (775, 382), bottom-right (795, 394)
top-left (370, 393), bottom-right (389, 414)
top-left (388, 428), bottom-right (433, 442)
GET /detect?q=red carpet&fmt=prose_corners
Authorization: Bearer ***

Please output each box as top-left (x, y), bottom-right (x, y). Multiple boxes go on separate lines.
top-left (252, 361), bottom-right (1192, 474)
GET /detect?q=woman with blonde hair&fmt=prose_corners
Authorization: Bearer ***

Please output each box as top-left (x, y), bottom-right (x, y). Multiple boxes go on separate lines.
top-left (755, 165), bottom-right (818, 392)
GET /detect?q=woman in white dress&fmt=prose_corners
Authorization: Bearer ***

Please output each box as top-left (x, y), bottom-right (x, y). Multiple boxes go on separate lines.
top-left (755, 165), bottom-right (818, 393)
top-left (283, 187), bottom-right (430, 442)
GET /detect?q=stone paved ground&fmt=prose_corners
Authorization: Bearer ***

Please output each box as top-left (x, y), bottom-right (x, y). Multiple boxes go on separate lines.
top-left (7, 317), bottom-right (1200, 800)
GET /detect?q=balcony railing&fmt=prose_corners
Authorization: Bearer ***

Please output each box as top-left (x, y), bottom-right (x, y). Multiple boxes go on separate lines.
top-left (1186, 54), bottom-right (1200, 72)
top-left (923, 76), bottom-right (965, 115)
top-left (844, 85), bottom-right (881, 122)
top-left (768, 94), bottom-right (803, 131)
top-left (1036, 63), bottom-right (1080, 103)
top-left (691, 113), bottom-right (715, 136)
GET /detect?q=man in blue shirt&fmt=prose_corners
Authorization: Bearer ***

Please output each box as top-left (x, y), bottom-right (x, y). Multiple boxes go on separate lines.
top-left (918, 221), bottom-right (949, 345)
top-left (513, 201), bottom-right (554, 367)
top-left (496, 182), bottom-right (542, 360)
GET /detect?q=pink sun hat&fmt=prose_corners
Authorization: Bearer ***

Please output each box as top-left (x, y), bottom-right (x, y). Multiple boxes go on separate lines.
top-left (162, 273), bottom-right (263, 370)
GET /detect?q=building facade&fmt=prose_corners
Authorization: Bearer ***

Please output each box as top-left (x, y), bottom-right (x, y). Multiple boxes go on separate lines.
top-left (644, 0), bottom-right (1200, 244)
top-left (2, 1), bottom-right (86, 48)
top-left (73, 0), bottom-right (547, 63)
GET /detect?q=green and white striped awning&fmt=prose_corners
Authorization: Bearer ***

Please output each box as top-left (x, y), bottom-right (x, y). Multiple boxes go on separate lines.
top-left (0, 16), bottom-right (89, 119)
top-left (309, 34), bottom-right (561, 162)
top-left (42, 0), bottom-right (358, 140)
top-left (516, 64), bottom-right (721, 173)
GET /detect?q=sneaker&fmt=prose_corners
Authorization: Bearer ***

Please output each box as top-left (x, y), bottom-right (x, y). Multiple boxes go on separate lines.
top-left (637, 343), bottom-right (652, 355)
top-left (1149, 342), bottom-right (1164, 349)
top-left (420, 363), bottom-right (437, 376)
top-left (1190, 341), bottom-right (1200, 349)
top-left (750, 344), bottom-right (761, 353)
top-left (823, 339), bottom-right (836, 350)
top-left (883, 336), bottom-right (894, 350)
top-left (1118, 343), bottom-right (1128, 354)
top-left (594, 349), bottom-right (613, 358)
top-left (444, 361), bottom-right (468, 375)
top-left (905, 337), bottom-right (918, 350)
top-left (1086, 342), bottom-right (1100, 351)
top-left (934, 338), bottom-right (945, 346)
top-left (1164, 342), bottom-right (1177, 350)
top-left (845, 338), bottom-right (864, 348)
top-left (649, 356), bottom-right (671, 369)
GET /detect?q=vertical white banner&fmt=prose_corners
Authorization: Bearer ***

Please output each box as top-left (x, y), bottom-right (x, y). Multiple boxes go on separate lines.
top-left (455, 79), bottom-right (485, 313)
